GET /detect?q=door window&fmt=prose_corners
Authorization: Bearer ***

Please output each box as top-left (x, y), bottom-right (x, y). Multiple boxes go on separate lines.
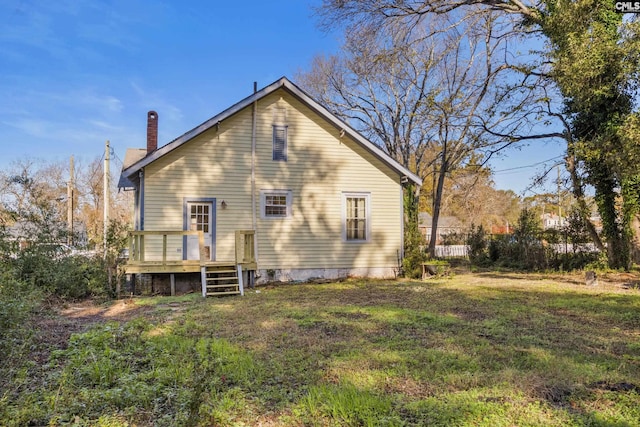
top-left (190, 203), bottom-right (210, 233)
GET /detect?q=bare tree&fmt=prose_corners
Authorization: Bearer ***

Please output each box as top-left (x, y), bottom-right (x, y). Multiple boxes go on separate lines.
top-left (315, 0), bottom-right (542, 29)
top-left (75, 156), bottom-right (132, 249)
top-left (316, 1), bottom-right (640, 269)
top-left (1, 157), bottom-right (132, 250)
top-left (0, 159), bottom-right (68, 237)
top-left (302, 10), bottom-right (542, 256)
top-left (299, 20), bottom-right (436, 178)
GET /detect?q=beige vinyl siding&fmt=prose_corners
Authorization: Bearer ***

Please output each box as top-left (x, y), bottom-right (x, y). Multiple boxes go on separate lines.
top-left (143, 107), bottom-right (254, 262)
top-left (142, 87), bottom-right (403, 270)
top-left (254, 91), bottom-right (402, 270)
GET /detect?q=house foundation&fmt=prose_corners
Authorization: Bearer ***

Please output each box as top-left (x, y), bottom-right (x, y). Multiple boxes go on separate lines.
top-left (255, 267), bottom-right (397, 284)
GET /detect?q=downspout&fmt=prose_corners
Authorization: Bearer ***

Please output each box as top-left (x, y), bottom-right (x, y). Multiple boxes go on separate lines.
top-left (251, 82), bottom-right (259, 269)
top-left (138, 170), bottom-right (144, 231)
top-left (133, 188), bottom-right (139, 231)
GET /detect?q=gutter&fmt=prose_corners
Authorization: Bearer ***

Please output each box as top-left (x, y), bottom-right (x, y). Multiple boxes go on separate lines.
top-left (251, 82), bottom-right (259, 268)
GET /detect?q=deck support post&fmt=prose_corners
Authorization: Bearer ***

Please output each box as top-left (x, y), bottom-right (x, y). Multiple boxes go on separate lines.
top-left (123, 230), bottom-right (255, 298)
top-left (237, 265), bottom-right (244, 296)
top-left (200, 267), bottom-right (207, 297)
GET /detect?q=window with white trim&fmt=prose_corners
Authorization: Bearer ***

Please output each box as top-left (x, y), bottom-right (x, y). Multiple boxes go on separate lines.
top-left (273, 125), bottom-right (287, 161)
top-left (260, 190), bottom-right (292, 219)
top-left (343, 193), bottom-right (370, 241)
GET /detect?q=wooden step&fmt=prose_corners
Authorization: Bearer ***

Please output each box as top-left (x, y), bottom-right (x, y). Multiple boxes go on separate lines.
top-left (201, 264), bottom-right (244, 297)
top-left (207, 283), bottom-right (239, 289)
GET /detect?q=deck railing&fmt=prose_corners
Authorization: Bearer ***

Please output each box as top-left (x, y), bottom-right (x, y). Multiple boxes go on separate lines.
top-left (126, 229), bottom-right (256, 269)
top-left (128, 230), bottom-right (205, 266)
top-left (235, 230), bottom-right (256, 266)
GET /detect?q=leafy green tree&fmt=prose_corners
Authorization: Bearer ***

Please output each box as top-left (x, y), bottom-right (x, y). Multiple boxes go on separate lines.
top-left (545, 2), bottom-right (640, 269)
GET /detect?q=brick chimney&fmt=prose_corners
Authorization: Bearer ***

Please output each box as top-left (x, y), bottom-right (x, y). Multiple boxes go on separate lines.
top-left (147, 111), bottom-right (158, 153)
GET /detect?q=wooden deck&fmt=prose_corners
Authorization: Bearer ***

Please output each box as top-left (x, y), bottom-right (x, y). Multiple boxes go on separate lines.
top-left (124, 260), bottom-right (247, 274)
top-left (122, 230), bottom-right (256, 275)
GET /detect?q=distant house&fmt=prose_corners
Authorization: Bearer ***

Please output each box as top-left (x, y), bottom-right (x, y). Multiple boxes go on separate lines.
top-left (490, 224), bottom-right (512, 235)
top-left (418, 213), bottom-right (464, 244)
top-left (4, 220), bottom-right (89, 250)
top-left (118, 77), bottom-right (422, 294)
top-left (541, 213), bottom-right (566, 230)
top-left (4, 221), bottom-right (33, 251)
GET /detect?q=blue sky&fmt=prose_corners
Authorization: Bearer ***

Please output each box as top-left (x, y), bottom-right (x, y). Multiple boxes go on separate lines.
top-left (0, 0), bottom-right (564, 195)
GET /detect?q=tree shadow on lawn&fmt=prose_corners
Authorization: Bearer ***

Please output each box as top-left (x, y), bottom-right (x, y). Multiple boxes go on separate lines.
top-left (477, 271), bottom-right (586, 283)
top-left (394, 281), bottom-right (638, 420)
top-left (477, 271), bottom-right (640, 289)
top-left (220, 279), bottom-right (640, 425)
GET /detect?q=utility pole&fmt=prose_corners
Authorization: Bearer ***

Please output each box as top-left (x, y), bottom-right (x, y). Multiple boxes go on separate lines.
top-left (104, 140), bottom-right (110, 258)
top-left (557, 165), bottom-right (562, 219)
top-left (67, 155), bottom-right (74, 246)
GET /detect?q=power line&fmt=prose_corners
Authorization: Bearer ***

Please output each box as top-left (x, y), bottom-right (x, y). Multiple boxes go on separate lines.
top-left (492, 155), bottom-right (564, 174)
top-left (111, 149), bottom-right (124, 169)
top-left (86, 151), bottom-right (105, 185)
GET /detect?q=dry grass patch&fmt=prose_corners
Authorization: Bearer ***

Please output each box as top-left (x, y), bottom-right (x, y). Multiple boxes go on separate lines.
top-left (2, 273), bottom-right (640, 426)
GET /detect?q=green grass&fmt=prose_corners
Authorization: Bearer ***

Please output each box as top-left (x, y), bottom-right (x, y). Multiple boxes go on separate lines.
top-left (2, 273), bottom-right (640, 426)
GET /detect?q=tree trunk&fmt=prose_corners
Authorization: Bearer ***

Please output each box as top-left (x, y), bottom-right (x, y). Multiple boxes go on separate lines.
top-left (566, 155), bottom-right (605, 252)
top-left (428, 156), bottom-right (447, 258)
top-left (594, 172), bottom-right (629, 270)
top-left (631, 215), bottom-right (640, 264)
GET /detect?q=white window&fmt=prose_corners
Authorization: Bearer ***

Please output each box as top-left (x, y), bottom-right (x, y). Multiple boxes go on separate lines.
top-left (343, 193), bottom-right (370, 241)
top-left (260, 190), bottom-right (292, 219)
top-left (273, 125), bottom-right (287, 161)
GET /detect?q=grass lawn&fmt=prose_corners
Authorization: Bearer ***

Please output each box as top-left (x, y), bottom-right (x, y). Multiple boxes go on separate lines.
top-left (2, 273), bottom-right (640, 426)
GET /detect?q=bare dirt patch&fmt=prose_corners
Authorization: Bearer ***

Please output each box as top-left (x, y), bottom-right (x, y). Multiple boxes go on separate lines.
top-left (30, 299), bottom-right (152, 365)
top-left (59, 298), bottom-right (151, 322)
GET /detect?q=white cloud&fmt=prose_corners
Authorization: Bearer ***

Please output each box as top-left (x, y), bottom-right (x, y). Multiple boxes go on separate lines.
top-left (104, 96), bottom-right (123, 113)
top-left (0, 87), bottom-right (123, 115)
top-left (86, 119), bottom-right (124, 132)
top-left (5, 118), bottom-right (114, 143)
top-left (129, 81), bottom-right (183, 123)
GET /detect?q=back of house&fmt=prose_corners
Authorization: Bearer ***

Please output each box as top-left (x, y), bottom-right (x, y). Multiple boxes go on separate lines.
top-left (119, 77), bottom-right (421, 292)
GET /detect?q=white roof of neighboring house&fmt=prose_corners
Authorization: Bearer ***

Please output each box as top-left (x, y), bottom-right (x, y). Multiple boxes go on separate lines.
top-left (120, 77), bottom-right (422, 187)
top-left (419, 213), bottom-right (463, 229)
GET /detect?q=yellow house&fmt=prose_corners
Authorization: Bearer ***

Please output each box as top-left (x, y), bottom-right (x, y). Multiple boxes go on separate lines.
top-left (119, 77), bottom-right (422, 295)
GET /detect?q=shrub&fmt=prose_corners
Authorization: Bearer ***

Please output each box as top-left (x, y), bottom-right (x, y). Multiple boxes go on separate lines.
top-left (403, 185), bottom-right (426, 278)
top-left (467, 210), bottom-right (601, 271)
top-left (402, 247), bottom-right (426, 279)
top-left (15, 249), bottom-right (111, 300)
top-left (441, 231), bottom-right (467, 245)
top-left (481, 209), bottom-right (548, 270)
top-left (467, 224), bottom-right (489, 265)
top-left (0, 228), bottom-right (40, 350)
top-left (0, 271), bottom-right (39, 354)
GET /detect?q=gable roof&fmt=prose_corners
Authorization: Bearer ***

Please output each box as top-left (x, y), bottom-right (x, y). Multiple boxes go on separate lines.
top-left (117, 148), bottom-right (146, 190)
top-left (121, 77), bottom-right (422, 186)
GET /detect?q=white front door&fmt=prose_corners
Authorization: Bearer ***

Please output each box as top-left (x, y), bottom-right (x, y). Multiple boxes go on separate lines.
top-left (186, 202), bottom-right (213, 260)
